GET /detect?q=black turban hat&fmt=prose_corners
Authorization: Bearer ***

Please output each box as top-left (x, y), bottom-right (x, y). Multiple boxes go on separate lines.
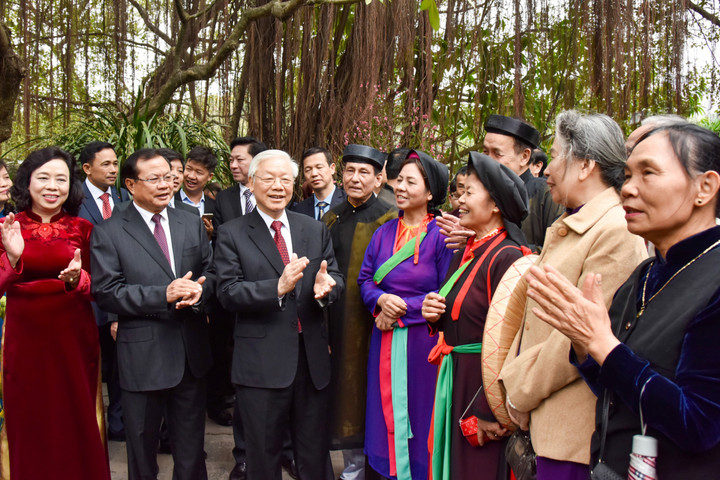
top-left (406, 149), bottom-right (449, 211)
top-left (342, 144), bottom-right (387, 172)
top-left (484, 114), bottom-right (540, 149)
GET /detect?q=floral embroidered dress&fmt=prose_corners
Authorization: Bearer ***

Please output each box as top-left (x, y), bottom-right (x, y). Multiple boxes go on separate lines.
top-left (0, 211), bottom-right (109, 479)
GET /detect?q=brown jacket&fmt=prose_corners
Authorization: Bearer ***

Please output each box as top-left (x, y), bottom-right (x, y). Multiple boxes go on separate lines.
top-left (500, 187), bottom-right (647, 464)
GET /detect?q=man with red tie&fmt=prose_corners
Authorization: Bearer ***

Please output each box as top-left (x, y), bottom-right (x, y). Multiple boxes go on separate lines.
top-left (78, 141), bottom-right (131, 442)
top-left (214, 149), bottom-right (344, 479)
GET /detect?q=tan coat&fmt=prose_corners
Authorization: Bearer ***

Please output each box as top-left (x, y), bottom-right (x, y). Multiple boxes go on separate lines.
top-left (500, 187), bottom-right (647, 464)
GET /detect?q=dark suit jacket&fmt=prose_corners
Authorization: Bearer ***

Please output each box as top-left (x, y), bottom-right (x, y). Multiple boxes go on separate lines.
top-left (90, 205), bottom-right (213, 392)
top-left (290, 187), bottom-right (347, 218)
top-left (78, 182), bottom-right (131, 225)
top-left (214, 209), bottom-right (344, 390)
top-left (214, 184), bottom-right (244, 226)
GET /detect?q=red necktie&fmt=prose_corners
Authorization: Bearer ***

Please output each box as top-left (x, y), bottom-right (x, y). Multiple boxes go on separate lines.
top-left (100, 192), bottom-right (112, 220)
top-left (271, 220), bottom-right (301, 331)
top-left (151, 214), bottom-right (172, 268)
top-left (271, 220), bottom-right (289, 265)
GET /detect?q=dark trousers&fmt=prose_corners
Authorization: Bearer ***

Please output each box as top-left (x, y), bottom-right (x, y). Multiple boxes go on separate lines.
top-left (236, 338), bottom-right (329, 480)
top-left (122, 364), bottom-right (208, 480)
top-left (99, 321), bottom-right (123, 434)
top-left (207, 309), bottom-right (234, 414)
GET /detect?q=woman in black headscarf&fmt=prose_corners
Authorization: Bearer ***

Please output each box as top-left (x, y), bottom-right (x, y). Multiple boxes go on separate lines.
top-left (358, 150), bottom-right (453, 479)
top-left (422, 152), bottom-right (531, 480)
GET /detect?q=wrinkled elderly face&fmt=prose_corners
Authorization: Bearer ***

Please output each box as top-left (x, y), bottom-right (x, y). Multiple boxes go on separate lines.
top-left (249, 156), bottom-right (295, 219)
top-left (483, 133), bottom-right (529, 175)
top-left (458, 171), bottom-right (500, 235)
top-left (125, 156), bottom-right (173, 214)
top-left (621, 133), bottom-right (699, 247)
top-left (342, 162), bottom-right (381, 205)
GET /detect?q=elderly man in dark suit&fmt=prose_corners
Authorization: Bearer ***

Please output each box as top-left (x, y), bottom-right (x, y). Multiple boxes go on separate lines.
top-left (90, 148), bottom-right (213, 480)
top-left (291, 147), bottom-right (346, 219)
top-left (214, 149), bottom-right (344, 480)
top-left (77, 140), bottom-right (131, 441)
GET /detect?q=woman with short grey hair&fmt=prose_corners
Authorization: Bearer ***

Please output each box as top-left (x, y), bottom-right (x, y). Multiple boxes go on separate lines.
top-left (500, 110), bottom-right (647, 480)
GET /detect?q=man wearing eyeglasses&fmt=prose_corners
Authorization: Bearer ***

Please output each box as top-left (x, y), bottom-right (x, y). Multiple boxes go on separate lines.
top-left (214, 149), bottom-right (343, 480)
top-left (90, 149), bottom-right (213, 480)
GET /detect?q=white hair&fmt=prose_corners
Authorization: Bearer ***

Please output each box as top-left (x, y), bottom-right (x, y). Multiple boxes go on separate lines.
top-left (248, 149), bottom-right (299, 179)
top-left (641, 114), bottom-right (688, 127)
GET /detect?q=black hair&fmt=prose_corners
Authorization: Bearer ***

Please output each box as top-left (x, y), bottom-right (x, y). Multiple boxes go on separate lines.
top-left (637, 123), bottom-right (720, 216)
top-left (531, 149), bottom-right (548, 176)
top-left (449, 176), bottom-right (457, 193)
top-left (157, 148), bottom-right (184, 165)
top-left (230, 137), bottom-right (268, 158)
top-left (386, 148), bottom-right (411, 180)
top-left (79, 141), bottom-right (115, 166)
top-left (186, 146), bottom-right (217, 173)
top-left (11, 147), bottom-right (84, 216)
top-left (301, 147), bottom-right (333, 167)
top-left (121, 148), bottom-right (170, 184)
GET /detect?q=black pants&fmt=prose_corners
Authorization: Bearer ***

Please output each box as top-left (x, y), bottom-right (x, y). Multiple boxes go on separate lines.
top-left (236, 337), bottom-right (329, 480)
top-left (122, 365), bottom-right (207, 480)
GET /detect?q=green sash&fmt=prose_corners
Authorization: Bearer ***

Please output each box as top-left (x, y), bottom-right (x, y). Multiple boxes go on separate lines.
top-left (373, 232), bottom-right (427, 285)
top-left (431, 342), bottom-right (483, 480)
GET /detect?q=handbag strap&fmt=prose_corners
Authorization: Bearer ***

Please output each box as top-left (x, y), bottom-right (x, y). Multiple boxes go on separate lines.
top-left (597, 389), bottom-right (611, 462)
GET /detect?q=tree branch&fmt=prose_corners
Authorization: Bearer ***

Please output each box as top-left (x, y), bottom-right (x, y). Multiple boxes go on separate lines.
top-left (689, 1), bottom-right (720, 27)
top-left (128, 0), bottom-right (174, 45)
top-left (0, 22), bottom-right (25, 145)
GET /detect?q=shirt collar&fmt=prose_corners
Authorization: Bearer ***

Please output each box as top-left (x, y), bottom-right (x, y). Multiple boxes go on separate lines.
top-left (85, 178), bottom-right (112, 199)
top-left (314, 185), bottom-right (336, 206)
top-left (133, 202), bottom-right (168, 225)
top-left (180, 189), bottom-right (204, 206)
top-left (256, 207), bottom-right (289, 232)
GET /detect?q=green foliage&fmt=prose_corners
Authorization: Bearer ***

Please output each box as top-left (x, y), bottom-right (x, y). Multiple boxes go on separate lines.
top-left (52, 107), bottom-right (232, 186)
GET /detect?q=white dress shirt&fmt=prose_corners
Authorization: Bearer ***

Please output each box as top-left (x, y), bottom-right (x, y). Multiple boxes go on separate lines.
top-left (133, 203), bottom-right (176, 276)
top-left (85, 179), bottom-right (115, 216)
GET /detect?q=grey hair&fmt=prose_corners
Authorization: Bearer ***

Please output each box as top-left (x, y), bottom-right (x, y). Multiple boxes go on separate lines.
top-left (248, 149), bottom-right (299, 179)
top-left (641, 114), bottom-right (688, 127)
top-left (554, 110), bottom-right (627, 190)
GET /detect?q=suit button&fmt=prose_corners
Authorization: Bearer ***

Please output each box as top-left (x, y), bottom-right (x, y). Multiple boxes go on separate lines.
top-left (290, 292), bottom-right (296, 299)
top-left (291, 321), bottom-right (298, 328)
top-left (557, 227), bottom-right (568, 237)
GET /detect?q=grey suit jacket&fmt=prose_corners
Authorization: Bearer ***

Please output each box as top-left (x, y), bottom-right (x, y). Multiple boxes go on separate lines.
top-left (214, 209), bottom-right (344, 390)
top-left (90, 204), bottom-right (213, 392)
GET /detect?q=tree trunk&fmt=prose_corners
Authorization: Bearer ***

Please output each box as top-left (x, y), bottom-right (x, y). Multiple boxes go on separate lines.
top-left (0, 22), bottom-right (25, 145)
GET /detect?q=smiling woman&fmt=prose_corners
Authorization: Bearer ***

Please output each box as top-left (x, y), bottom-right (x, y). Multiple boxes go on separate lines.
top-left (0, 147), bottom-right (111, 479)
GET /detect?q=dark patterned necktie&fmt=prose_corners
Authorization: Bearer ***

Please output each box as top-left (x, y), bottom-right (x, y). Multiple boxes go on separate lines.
top-left (243, 189), bottom-right (254, 214)
top-left (316, 201), bottom-right (329, 221)
top-left (100, 192), bottom-right (112, 220)
top-left (151, 214), bottom-right (172, 267)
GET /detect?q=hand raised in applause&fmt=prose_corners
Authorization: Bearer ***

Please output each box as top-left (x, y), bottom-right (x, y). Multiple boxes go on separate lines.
top-left (278, 253), bottom-right (309, 297)
top-left (58, 248), bottom-right (82, 289)
top-left (167, 271), bottom-right (206, 309)
top-left (1, 213), bottom-right (24, 268)
top-left (377, 293), bottom-right (407, 318)
top-left (435, 213), bottom-right (473, 251)
top-left (313, 260), bottom-right (336, 300)
top-left (422, 292), bottom-right (446, 323)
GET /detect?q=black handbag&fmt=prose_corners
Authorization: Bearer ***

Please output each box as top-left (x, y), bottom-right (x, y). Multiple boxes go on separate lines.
top-left (505, 429), bottom-right (537, 480)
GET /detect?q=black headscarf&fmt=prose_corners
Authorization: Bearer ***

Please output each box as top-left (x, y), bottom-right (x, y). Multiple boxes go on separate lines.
top-left (467, 151), bottom-right (529, 246)
top-left (406, 149), bottom-right (449, 212)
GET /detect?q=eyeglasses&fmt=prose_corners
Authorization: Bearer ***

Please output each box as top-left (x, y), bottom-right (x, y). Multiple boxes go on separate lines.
top-left (136, 175), bottom-right (173, 185)
top-left (255, 176), bottom-right (294, 187)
